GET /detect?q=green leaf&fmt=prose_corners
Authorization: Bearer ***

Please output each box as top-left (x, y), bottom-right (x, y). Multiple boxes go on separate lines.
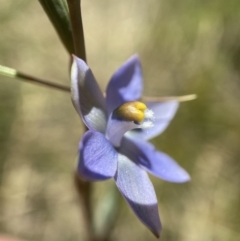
top-left (38, 0), bottom-right (74, 54)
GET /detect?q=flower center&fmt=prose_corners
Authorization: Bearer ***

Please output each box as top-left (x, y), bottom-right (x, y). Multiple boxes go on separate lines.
top-left (106, 101), bottom-right (154, 147)
top-left (114, 101), bottom-right (147, 122)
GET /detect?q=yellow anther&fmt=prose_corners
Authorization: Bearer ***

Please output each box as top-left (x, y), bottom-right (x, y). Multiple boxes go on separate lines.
top-left (114, 101), bottom-right (147, 122)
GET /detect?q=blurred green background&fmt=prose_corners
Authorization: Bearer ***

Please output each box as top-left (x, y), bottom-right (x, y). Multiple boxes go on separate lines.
top-left (1, 0), bottom-right (240, 240)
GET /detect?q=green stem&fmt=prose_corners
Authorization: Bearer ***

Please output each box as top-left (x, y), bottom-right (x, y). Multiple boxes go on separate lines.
top-left (0, 64), bottom-right (70, 92)
top-left (67, 0), bottom-right (86, 60)
top-left (74, 173), bottom-right (94, 241)
top-left (66, 2), bottom-right (93, 239)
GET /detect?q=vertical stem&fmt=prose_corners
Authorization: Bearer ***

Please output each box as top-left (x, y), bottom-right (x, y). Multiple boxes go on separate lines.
top-left (67, 0), bottom-right (86, 61)
top-left (67, 1), bottom-right (93, 240)
top-left (74, 173), bottom-right (94, 240)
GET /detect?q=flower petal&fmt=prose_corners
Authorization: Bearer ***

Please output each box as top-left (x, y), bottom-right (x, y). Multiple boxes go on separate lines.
top-left (106, 112), bottom-right (144, 148)
top-left (71, 56), bottom-right (107, 133)
top-left (115, 154), bottom-right (161, 237)
top-left (106, 55), bottom-right (143, 115)
top-left (120, 138), bottom-right (190, 183)
top-left (78, 131), bottom-right (118, 181)
top-left (127, 101), bottom-right (179, 140)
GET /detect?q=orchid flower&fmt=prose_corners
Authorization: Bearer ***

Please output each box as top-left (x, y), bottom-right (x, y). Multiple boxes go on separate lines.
top-left (71, 55), bottom-right (190, 237)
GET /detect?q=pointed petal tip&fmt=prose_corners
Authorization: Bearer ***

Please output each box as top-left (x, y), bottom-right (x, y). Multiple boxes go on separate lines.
top-left (152, 231), bottom-right (160, 239)
top-left (181, 172), bottom-right (191, 182)
top-left (173, 168), bottom-right (191, 183)
top-left (150, 223), bottom-right (161, 239)
top-left (127, 54), bottom-right (141, 67)
top-left (71, 54), bottom-right (80, 64)
top-left (165, 168), bottom-right (191, 183)
top-left (130, 53), bottom-right (140, 61)
top-left (106, 53), bottom-right (143, 114)
top-left (71, 54), bottom-right (86, 65)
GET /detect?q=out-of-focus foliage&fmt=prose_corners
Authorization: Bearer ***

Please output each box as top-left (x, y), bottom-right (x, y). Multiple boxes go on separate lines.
top-left (0, 0), bottom-right (240, 240)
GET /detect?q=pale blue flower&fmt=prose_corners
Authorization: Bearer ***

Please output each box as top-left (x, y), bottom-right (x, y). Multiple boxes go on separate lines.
top-left (71, 55), bottom-right (190, 237)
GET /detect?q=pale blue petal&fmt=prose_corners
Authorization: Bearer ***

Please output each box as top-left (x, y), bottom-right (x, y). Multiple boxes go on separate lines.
top-left (115, 154), bottom-right (161, 237)
top-left (106, 112), bottom-right (141, 147)
top-left (120, 138), bottom-right (190, 183)
top-left (78, 131), bottom-right (118, 181)
top-left (127, 101), bottom-right (179, 140)
top-left (71, 56), bottom-right (107, 133)
top-left (106, 55), bottom-right (143, 115)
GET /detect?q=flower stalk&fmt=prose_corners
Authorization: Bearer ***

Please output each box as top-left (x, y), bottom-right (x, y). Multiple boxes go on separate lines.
top-left (67, 0), bottom-right (86, 61)
top-left (74, 173), bottom-right (95, 241)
